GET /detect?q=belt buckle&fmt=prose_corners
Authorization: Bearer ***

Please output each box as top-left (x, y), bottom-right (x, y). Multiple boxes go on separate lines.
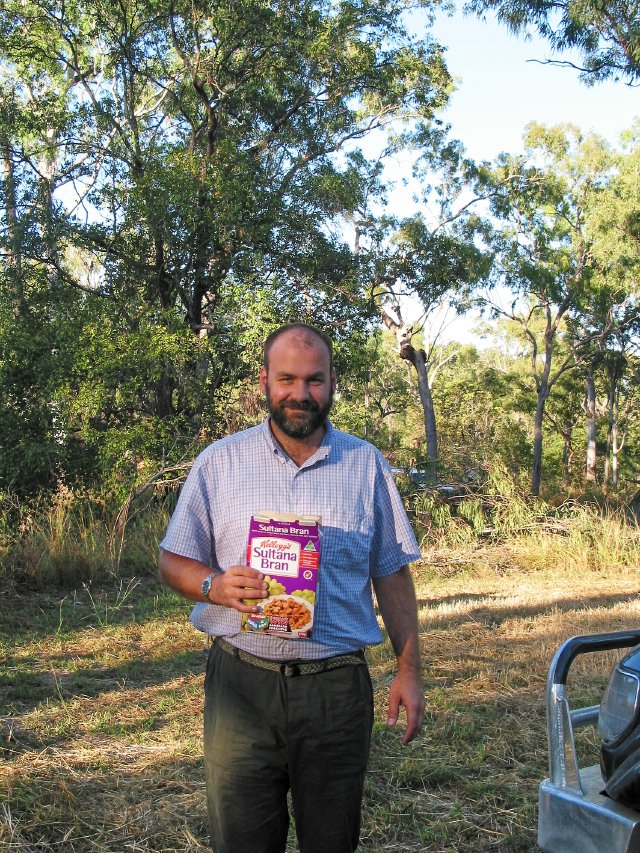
top-left (281, 662), bottom-right (301, 677)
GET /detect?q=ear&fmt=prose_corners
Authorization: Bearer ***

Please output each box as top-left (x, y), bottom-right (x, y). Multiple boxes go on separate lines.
top-left (331, 368), bottom-right (337, 393)
top-left (259, 365), bottom-right (267, 394)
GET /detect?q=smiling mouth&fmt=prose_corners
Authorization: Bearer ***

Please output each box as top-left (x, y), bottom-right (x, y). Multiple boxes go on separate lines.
top-left (283, 404), bottom-right (316, 414)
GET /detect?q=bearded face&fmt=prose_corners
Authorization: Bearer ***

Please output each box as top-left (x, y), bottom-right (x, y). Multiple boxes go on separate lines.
top-left (265, 383), bottom-right (334, 439)
top-left (260, 329), bottom-right (336, 442)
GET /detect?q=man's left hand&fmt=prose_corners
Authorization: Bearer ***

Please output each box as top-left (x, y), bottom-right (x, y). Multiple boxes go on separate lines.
top-left (372, 566), bottom-right (425, 745)
top-left (386, 669), bottom-right (425, 744)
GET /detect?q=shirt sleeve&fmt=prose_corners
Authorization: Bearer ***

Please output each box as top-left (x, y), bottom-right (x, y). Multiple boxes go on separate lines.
top-left (159, 454), bottom-right (216, 567)
top-left (368, 456), bottom-right (422, 578)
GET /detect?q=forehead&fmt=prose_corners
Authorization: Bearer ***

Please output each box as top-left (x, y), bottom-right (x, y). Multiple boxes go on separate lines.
top-left (267, 331), bottom-right (331, 371)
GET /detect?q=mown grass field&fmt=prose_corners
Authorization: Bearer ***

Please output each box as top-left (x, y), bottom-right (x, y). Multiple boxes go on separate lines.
top-left (2, 531), bottom-right (640, 852)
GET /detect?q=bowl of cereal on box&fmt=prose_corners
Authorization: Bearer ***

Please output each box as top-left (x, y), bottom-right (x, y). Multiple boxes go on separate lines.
top-left (261, 594), bottom-right (314, 633)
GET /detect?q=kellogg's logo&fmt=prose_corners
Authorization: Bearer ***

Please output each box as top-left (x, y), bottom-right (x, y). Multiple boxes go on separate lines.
top-left (261, 538), bottom-right (292, 550)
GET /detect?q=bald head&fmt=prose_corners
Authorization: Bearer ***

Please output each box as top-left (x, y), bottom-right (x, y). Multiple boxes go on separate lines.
top-left (263, 323), bottom-right (333, 372)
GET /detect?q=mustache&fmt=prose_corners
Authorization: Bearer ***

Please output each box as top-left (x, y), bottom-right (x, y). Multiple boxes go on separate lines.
top-left (280, 400), bottom-right (318, 412)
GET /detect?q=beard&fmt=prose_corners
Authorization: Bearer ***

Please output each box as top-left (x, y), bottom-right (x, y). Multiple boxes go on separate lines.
top-left (266, 387), bottom-right (334, 439)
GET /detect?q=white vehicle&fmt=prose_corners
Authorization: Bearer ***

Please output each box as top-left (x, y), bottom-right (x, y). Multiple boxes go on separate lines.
top-left (539, 630), bottom-right (640, 852)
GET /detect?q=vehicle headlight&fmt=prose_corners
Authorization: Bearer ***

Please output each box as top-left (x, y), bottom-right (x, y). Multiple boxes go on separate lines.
top-left (598, 666), bottom-right (640, 745)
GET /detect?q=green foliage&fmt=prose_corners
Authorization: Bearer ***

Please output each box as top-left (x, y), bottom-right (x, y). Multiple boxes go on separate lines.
top-left (456, 496), bottom-right (487, 531)
top-left (0, 0), bottom-right (639, 527)
top-left (432, 342), bottom-right (533, 482)
top-left (0, 0), bottom-right (458, 501)
top-left (332, 329), bottom-right (423, 455)
top-left (410, 463), bottom-right (549, 547)
top-left (475, 124), bottom-right (640, 495)
top-left (0, 272), bottom-right (98, 495)
top-left (411, 490), bottom-right (476, 547)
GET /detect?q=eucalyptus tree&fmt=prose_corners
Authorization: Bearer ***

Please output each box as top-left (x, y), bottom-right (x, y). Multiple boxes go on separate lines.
top-left (0, 0), bottom-right (455, 495)
top-left (429, 340), bottom-right (533, 480)
top-left (479, 123), bottom-right (640, 496)
top-left (568, 125), bottom-right (640, 489)
top-left (331, 328), bottom-right (422, 456)
top-left (600, 347), bottom-right (639, 490)
top-left (543, 361), bottom-right (586, 489)
top-left (477, 124), bottom-right (614, 496)
top-left (353, 143), bottom-right (492, 482)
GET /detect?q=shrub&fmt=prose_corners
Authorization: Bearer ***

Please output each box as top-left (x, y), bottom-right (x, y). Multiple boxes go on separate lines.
top-left (0, 486), bottom-right (171, 590)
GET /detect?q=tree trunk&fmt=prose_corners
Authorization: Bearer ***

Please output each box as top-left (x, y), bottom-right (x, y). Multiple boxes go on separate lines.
top-left (400, 342), bottom-right (438, 483)
top-left (562, 426), bottom-right (573, 489)
top-left (611, 392), bottom-right (619, 491)
top-left (531, 383), bottom-right (548, 497)
top-left (529, 308), bottom-right (558, 497)
top-left (380, 309), bottom-right (439, 483)
top-left (604, 359), bottom-right (623, 492)
top-left (585, 374), bottom-right (597, 483)
top-left (363, 379), bottom-right (370, 442)
top-left (604, 405), bottom-right (612, 490)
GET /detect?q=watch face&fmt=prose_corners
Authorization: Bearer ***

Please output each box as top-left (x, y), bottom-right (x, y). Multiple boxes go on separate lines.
top-left (202, 575), bottom-right (213, 597)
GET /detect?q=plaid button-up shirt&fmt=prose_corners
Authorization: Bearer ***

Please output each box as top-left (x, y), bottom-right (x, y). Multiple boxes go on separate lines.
top-left (160, 419), bottom-right (421, 661)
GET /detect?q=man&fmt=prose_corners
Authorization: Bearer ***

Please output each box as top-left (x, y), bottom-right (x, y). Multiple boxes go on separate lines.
top-left (159, 323), bottom-right (424, 853)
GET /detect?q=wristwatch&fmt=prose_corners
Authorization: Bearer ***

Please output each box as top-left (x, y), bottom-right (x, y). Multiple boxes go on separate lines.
top-left (201, 573), bottom-right (217, 601)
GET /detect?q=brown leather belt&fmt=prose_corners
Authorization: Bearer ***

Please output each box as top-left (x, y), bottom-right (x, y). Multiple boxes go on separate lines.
top-left (212, 636), bottom-right (365, 677)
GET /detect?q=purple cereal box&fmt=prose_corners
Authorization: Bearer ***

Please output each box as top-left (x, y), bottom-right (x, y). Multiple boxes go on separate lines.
top-left (241, 510), bottom-right (321, 639)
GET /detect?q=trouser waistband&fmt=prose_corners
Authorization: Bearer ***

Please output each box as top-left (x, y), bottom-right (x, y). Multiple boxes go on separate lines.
top-left (212, 636), bottom-right (365, 677)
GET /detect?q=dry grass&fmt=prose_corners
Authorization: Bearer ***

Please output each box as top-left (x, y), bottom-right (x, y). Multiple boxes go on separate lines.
top-left (2, 542), bottom-right (640, 852)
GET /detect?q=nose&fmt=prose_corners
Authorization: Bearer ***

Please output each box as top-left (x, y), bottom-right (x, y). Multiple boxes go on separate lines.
top-left (290, 380), bottom-right (311, 400)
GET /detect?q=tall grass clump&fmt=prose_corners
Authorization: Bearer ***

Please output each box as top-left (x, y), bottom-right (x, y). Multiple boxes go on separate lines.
top-left (411, 490), bottom-right (476, 548)
top-left (409, 463), bottom-right (640, 577)
top-left (499, 501), bottom-right (640, 576)
top-left (484, 465), bottom-right (546, 535)
top-left (0, 485), bottom-right (172, 590)
top-left (1, 486), bottom-right (101, 588)
top-left (554, 501), bottom-right (640, 573)
top-left (410, 463), bottom-right (545, 549)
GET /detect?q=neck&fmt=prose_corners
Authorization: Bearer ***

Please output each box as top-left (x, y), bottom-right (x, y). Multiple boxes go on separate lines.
top-left (268, 419), bottom-right (326, 467)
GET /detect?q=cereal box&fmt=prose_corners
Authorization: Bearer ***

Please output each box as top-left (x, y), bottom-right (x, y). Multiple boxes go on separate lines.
top-left (242, 510), bottom-right (321, 639)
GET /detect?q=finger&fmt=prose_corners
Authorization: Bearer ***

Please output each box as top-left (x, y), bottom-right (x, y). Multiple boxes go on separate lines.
top-left (235, 600), bottom-right (266, 613)
top-left (227, 565), bottom-right (265, 580)
top-left (386, 693), bottom-right (400, 728)
top-left (401, 701), bottom-right (425, 744)
top-left (240, 581), bottom-right (269, 597)
top-left (225, 572), bottom-right (268, 593)
top-left (401, 712), bottom-right (420, 744)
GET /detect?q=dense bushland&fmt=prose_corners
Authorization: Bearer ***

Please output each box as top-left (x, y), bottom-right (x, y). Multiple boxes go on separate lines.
top-left (2, 466), bottom-right (639, 592)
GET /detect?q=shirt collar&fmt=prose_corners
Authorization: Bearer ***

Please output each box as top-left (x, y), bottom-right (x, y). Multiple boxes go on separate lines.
top-left (260, 416), bottom-right (333, 466)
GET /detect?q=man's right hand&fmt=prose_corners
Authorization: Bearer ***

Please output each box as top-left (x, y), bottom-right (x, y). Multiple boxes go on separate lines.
top-left (159, 549), bottom-right (268, 612)
top-left (208, 566), bottom-right (269, 612)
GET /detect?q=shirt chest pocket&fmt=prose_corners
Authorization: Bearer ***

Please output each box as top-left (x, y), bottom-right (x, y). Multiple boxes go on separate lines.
top-left (319, 509), bottom-right (374, 568)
